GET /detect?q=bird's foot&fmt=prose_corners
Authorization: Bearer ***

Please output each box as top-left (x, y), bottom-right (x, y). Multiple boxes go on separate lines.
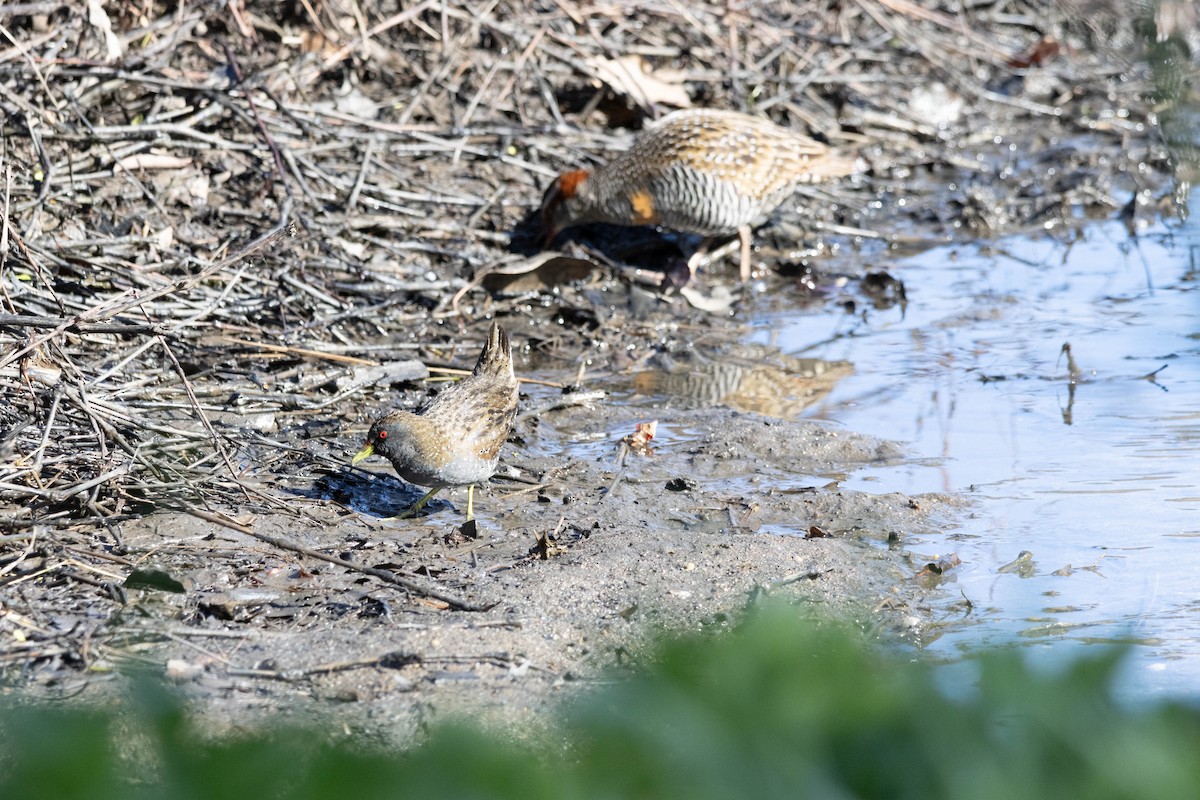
top-left (382, 487), bottom-right (441, 521)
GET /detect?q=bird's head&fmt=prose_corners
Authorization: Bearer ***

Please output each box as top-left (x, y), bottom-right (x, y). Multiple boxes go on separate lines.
top-left (539, 169), bottom-right (593, 247)
top-left (352, 415), bottom-right (418, 467)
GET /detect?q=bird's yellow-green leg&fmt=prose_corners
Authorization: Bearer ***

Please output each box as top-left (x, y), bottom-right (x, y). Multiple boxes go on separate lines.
top-left (395, 487), bottom-right (439, 520)
top-left (466, 484), bottom-right (475, 522)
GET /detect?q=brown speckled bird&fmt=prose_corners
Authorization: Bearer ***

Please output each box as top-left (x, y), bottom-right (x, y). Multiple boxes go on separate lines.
top-left (352, 322), bottom-right (518, 521)
top-left (541, 109), bottom-right (863, 282)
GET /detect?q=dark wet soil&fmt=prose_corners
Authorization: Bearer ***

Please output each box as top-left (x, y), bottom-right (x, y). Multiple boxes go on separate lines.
top-left (105, 407), bottom-right (963, 742)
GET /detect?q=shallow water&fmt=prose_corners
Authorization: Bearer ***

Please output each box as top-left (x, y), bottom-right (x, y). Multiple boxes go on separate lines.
top-left (752, 205), bottom-right (1200, 701)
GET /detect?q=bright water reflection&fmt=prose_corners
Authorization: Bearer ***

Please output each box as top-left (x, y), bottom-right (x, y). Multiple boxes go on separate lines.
top-left (759, 210), bottom-right (1200, 701)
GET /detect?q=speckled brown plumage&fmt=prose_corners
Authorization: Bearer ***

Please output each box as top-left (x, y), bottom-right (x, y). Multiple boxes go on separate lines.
top-left (541, 109), bottom-right (862, 282)
top-left (352, 322), bottom-right (518, 520)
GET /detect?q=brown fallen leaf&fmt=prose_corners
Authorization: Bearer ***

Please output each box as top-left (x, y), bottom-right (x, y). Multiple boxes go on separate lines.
top-left (915, 553), bottom-right (961, 578)
top-left (479, 253), bottom-right (597, 294)
top-left (585, 54), bottom-right (692, 109)
top-left (453, 253), bottom-right (598, 314)
top-left (622, 420), bottom-right (657, 456)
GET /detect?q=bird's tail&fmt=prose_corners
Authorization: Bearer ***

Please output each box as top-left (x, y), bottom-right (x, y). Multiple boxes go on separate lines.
top-left (474, 321), bottom-right (513, 378)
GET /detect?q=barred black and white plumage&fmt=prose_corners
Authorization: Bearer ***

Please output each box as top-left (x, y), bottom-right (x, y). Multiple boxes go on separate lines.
top-left (541, 109), bottom-right (863, 282)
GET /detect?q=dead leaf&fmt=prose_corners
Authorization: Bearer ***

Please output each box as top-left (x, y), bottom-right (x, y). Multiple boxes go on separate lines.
top-left (86, 0), bottom-right (124, 62)
top-left (480, 253), bottom-right (597, 294)
top-left (915, 553), bottom-right (961, 578)
top-left (124, 568), bottom-right (188, 593)
top-left (622, 421), bottom-right (657, 456)
top-left (585, 55), bottom-right (692, 109)
top-left (998, 550), bottom-right (1035, 575)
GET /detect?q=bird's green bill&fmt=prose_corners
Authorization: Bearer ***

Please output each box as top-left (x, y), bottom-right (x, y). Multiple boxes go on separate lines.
top-left (351, 443), bottom-right (374, 465)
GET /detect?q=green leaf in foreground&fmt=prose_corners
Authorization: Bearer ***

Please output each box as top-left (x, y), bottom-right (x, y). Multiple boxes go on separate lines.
top-left (123, 569), bottom-right (188, 593)
top-left (3, 609), bottom-right (1200, 799)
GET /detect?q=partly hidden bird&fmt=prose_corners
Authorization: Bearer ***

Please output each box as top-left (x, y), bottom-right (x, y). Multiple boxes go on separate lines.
top-left (352, 321), bottom-right (518, 522)
top-left (540, 108), bottom-right (863, 284)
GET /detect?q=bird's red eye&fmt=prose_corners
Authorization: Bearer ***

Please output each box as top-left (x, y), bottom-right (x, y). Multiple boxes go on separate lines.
top-left (377, 430), bottom-right (388, 440)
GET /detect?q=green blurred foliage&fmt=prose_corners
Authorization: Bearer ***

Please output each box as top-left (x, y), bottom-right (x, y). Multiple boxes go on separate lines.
top-left (4, 610), bottom-right (1200, 799)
